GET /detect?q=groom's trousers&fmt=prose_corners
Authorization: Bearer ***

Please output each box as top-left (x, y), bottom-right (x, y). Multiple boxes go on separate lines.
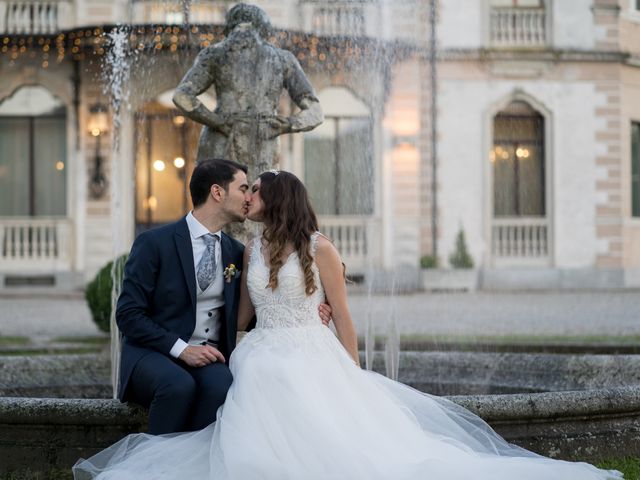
top-left (127, 351), bottom-right (233, 435)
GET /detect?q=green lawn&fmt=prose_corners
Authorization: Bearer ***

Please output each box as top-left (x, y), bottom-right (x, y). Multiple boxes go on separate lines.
top-left (0, 336), bottom-right (30, 345)
top-left (598, 456), bottom-right (640, 479)
top-left (0, 347), bottom-right (102, 356)
top-left (394, 333), bottom-right (640, 345)
top-left (356, 333), bottom-right (640, 352)
top-left (0, 335), bottom-right (107, 356)
top-left (51, 335), bottom-right (109, 344)
top-left (2, 470), bottom-right (71, 480)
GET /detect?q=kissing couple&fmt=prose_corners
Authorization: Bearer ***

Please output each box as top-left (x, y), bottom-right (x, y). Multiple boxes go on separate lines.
top-left (74, 159), bottom-right (621, 479)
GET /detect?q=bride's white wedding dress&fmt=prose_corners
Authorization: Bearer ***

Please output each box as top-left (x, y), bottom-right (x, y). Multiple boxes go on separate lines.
top-left (74, 234), bottom-right (622, 479)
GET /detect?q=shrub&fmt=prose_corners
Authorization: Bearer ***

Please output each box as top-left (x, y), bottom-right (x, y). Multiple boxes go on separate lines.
top-left (420, 254), bottom-right (438, 269)
top-left (449, 228), bottom-right (474, 269)
top-left (85, 254), bottom-right (128, 333)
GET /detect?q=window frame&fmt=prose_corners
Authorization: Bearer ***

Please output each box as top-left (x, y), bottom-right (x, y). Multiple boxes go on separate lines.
top-left (303, 114), bottom-right (374, 216)
top-left (624, 0), bottom-right (640, 21)
top-left (632, 121), bottom-right (640, 218)
top-left (0, 112), bottom-right (67, 217)
top-left (492, 105), bottom-right (546, 218)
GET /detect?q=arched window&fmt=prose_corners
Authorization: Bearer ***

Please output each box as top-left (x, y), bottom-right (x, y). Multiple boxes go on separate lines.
top-left (134, 90), bottom-right (208, 231)
top-left (303, 86), bottom-right (373, 215)
top-left (492, 100), bottom-right (545, 217)
top-left (0, 86), bottom-right (67, 216)
top-left (632, 122), bottom-right (640, 218)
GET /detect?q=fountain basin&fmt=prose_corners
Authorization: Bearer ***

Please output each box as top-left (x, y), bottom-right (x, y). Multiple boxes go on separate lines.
top-left (2, 351), bottom-right (639, 398)
top-left (1, 387), bottom-right (640, 476)
top-left (2, 351), bottom-right (640, 476)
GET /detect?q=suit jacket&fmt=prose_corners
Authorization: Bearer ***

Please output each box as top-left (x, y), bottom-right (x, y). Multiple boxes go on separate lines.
top-left (115, 217), bottom-right (244, 401)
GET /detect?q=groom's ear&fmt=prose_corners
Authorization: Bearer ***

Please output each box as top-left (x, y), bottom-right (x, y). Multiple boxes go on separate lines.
top-left (210, 184), bottom-right (224, 202)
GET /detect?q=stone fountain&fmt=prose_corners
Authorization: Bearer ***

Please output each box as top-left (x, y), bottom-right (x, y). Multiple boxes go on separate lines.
top-left (2, 2), bottom-right (640, 478)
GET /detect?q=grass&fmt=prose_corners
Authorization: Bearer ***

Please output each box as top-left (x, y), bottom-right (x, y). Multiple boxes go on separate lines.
top-left (355, 333), bottom-right (640, 352)
top-left (0, 347), bottom-right (102, 356)
top-left (597, 456), bottom-right (640, 479)
top-left (1, 469), bottom-right (71, 480)
top-left (2, 332), bottom-right (640, 356)
top-left (394, 333), bottom-right (640, 345)
top-left (0, 336), bottom-right (30, 345)
top-left (51, 335), bottom-right (109, 344)
top-left (0, 335), bottom-right (108, 356)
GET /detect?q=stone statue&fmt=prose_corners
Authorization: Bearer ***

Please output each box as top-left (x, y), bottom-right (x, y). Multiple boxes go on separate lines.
top-left (173, 3), bottom-right (324, 181)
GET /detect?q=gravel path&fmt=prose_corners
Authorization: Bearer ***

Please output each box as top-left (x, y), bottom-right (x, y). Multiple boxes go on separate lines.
top-left (0, 295), bottom-right (101, 342)
top-left (348, 291), bottom-right (640, 337)
top-left (0, 290), bottom-right (638, 342)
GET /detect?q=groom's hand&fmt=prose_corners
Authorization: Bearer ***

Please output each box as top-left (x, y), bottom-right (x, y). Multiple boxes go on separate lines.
top-left (318, 303), bottom-right (332, 327)
top-left (179, 345), bottom-right (226, 367)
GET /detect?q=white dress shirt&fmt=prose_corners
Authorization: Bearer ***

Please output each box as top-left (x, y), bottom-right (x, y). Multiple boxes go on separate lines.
top-left (169, 212), bottom-right (225, 358)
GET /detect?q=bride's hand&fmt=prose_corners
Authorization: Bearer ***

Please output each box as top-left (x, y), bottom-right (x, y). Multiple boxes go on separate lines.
top-left (318, 303), bottom-right (332, 326)
top-left (179, 345), bottom-right (226, 367)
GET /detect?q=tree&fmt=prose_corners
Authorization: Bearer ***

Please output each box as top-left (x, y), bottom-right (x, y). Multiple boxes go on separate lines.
top-left (449, 228), bottom-right (474, 269)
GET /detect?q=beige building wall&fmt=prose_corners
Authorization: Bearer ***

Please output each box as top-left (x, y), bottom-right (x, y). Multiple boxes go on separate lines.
top-left (621, 65), bottom-right (640, 281)
top-left (4, 0), bottom-right (640, 288)
top-left (384, 60), bottom-right (422, 269)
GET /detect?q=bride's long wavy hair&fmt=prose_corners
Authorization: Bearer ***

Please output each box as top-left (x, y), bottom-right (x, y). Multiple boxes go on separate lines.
top-left (258, 170), bottom-right (319, 295)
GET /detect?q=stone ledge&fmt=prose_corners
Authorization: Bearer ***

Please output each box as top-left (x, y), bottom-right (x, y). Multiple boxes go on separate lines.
top-left (454, 386), bottom-right (640, 461)
top-left (0, 397), bottom-right (147, 425)
top-left (452, 385), bottom-right (640, 421)
top-left (2, 387), bottom-right (640, 476)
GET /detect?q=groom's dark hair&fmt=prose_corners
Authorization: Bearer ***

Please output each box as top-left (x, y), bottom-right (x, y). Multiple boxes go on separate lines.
top-left (190, 158), bottom-right (248, 207)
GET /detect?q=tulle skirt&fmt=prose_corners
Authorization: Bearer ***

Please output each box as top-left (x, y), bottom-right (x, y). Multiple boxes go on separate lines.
top-left (73, 326), bottom-right (622, 479)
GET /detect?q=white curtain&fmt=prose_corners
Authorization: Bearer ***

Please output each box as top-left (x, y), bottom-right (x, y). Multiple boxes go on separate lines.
top-left (0, 116), bottom-right (66, 216)
top-left (0, 118), bottom-right (30, 216)
top-left (0, 84), bottom-right (67, 217)
top-left (34, 117), bottom-right (66, 216)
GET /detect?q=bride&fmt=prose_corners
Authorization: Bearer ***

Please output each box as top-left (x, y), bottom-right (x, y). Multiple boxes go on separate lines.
top-left (74, 170), bottom-right (622, 479)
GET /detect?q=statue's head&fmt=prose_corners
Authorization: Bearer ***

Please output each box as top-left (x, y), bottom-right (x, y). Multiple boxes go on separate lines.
top-left (224, 3), bottom-right (273, 40)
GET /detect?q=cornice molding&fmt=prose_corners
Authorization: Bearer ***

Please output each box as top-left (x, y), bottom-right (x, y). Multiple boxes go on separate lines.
top-left (428, 48), bottom-right (630, 64)
top-left (590, 4), bottom-right (622, 13)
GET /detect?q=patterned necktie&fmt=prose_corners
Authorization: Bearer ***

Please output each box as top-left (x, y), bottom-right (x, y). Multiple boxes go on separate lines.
top-left (197, 233), bottom-right (219, 292)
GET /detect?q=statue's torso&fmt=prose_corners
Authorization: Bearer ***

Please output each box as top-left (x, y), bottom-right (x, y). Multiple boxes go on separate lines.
top-left (210, 32), bottom-right (287, 114)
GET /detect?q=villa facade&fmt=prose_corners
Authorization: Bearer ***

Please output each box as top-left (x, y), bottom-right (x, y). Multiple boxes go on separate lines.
top-left (1, 0), bottom-right (639, 289)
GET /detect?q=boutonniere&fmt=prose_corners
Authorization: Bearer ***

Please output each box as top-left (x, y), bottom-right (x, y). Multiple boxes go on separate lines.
top-left (223, 263), bottom-right (240, 283)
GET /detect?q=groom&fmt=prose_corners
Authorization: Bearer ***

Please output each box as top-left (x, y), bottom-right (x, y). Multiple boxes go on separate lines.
top-left (116, 159), bottom-right (252, 435)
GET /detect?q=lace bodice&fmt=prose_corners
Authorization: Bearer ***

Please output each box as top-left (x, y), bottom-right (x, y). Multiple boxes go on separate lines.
top-left (247, 233), bottom-right (325, 329)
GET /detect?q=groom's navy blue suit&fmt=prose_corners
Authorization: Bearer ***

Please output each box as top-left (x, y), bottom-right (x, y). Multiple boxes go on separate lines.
top-left (116, 217), bottom-right (244, 434)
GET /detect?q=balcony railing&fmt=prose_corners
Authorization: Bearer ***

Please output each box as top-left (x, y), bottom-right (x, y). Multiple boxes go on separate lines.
top-left (310, 4), bottom-right (365, 36)
top-left (0, 217), bottom-right (72, 270)
top-left (0, 0), bottom-right (73, 34)
top-left (299, 1), bottom-right (379, 37)
top-left (131, 0), bottom-right (230, 25)
top-left (318, 215), bottom-right (380, 275)
top-left (492, 217), bottom-right (549, 265)
top-left (490, 7), bottom-right (547, 48)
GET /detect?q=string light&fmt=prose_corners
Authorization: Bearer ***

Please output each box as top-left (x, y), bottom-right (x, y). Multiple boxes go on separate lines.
top-left (0, 24), bottom-right (399, 74)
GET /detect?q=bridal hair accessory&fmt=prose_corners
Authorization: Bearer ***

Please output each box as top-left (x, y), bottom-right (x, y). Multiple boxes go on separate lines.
top-left (224, 263), bottom-right (240, 283)
top-left (267, 169), bottom-right (280, 176)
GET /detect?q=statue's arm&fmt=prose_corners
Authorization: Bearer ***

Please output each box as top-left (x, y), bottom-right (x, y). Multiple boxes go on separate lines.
top-left (281, 51), bottom-right (324, 134)
top-left (288, 97), bottom-right (323, 133)
top-left (173, 48), bottom-right (230, 134)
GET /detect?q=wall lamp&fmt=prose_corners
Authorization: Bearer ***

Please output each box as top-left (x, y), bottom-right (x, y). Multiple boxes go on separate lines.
top-left (88, 103), bottom-right (109, 199)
